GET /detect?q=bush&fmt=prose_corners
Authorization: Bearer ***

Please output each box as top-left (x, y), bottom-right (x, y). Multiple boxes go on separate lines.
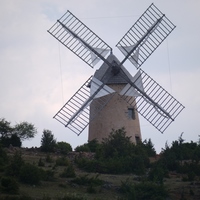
top-left (71, 174), bottom-right (103, 186)
top-left (38, 158), bottom-right (45, 167)
top-left (135, 182), bottom-right (168, 199)
top-left (119, 180), bottom-right (168, 200)
top-left (41, 169), bottom-right (55, 181)
top-left (75, 144), bottom-right (90, 152)
top-left (0, 176), bottom-right (19, 194)
top-left (56, 142), bottom-right (72, 155)
top-left (0, 145), bottom-right (8, 171)
top-left (45, 154), bottom-right (53, 163)
top-left (75, 139), bottom-right (100, 153)
top-left (60, 164), bottom-right (76, 178)
top-left (6, 151), bottom-right (24, 177)
top-left (19, 163), bottom-right (42, 185)
top-left (56, 157), bottom-right (69, 166)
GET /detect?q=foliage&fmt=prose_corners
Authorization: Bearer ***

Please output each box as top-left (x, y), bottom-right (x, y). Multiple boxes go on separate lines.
top-left (6, 151), bottom-right (24, 177)
top-left (71, 174), bottom-right (103, 186)
top-left (148, 162), bottom-right (168, 184)
top-left (13, 121), bottom-right (37, 141)
top-left (75, 128), bottom-right (150, 175)
top-left (1, 134), bottom-right (22, 147)
top-left (75, 143), bottom-right (90, 152)
top-left (38, 158), bottom-right (45, 167)
top-left (41, 169), bottom-right (55, 181)
top-left (0, 144), bottom-right (8, 170)
top-left (96, 127), bottom-right (133, 158)
top-left (75, 139), bottom-right (100, 152)
top-left (0, 176), bottom-right (19, 194)
top-left (119, 179), bottom-right (168, 200)
top-left (41, 129), bottom-right (56, 152)
top-left (140, 139), bottom-right (156, 157)
top-left (19, 163), bottom-right (42, 185)
top-left (56, 141), bottom-right (72, 154)
top-left (45, 154), bottom-right (54, 163)
top-left (0, 118), bottom-right (37, 147)
top-left (0, 118), bottom-right (13, 138)
top-left (56, 156), bottom-right (69, 166)
top-left (60, 164), bottom-right (76, 178)
top-left (159, 134), bottom-right (200, 174)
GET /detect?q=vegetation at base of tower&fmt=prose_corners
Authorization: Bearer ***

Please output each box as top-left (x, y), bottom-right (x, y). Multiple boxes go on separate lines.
top-left (75, 128), bottom-right (155, 175)
top-left (75, 139), bottom-right (100, 152)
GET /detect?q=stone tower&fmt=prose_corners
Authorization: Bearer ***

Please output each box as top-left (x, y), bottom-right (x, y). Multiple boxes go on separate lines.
top-left (88, 54), bottom-right (141, 144)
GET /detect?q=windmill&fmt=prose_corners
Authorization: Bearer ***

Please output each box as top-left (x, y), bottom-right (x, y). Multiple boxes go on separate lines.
top-left (48, 3), bottom-right (184, 144)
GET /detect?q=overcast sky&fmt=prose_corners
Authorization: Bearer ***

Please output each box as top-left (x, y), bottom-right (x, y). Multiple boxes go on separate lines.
top-left (0, 0), bottom-right (199, 153)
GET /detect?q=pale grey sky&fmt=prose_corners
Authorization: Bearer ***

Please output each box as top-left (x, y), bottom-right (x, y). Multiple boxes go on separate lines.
top-left (0, 0), bottom-right (199, 153)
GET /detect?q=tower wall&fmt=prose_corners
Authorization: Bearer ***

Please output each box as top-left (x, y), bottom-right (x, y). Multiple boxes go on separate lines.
top-left (88, 84), bottom-right (141, 144)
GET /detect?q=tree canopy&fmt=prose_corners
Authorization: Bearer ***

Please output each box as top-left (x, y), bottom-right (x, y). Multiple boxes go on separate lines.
top-left (0, 118), bottom-right (37, 147)
top-left (13, 121), bottom-right (37, 141)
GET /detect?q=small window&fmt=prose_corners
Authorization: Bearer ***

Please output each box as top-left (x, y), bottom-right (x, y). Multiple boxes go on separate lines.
top-left (128, 108), bottom-right (135, 120)
top-left (135, 136), bottom-right (140, 144)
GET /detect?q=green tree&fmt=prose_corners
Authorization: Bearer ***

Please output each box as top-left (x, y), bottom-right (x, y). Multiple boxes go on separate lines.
top-left (0, 119), bottom-right (37, 147)
top-left (98, 127), bottom-right (132, 158)
top-left (0, 118), bottom-right (13, 138)
top-left (141, 139), bottom-right (156, 157)
top-left (13, 121), bottom-right (37, 141)
top-left (41, 129), bottom-right (56, 152)
top-left (56, 141), bottom-right (72, 154)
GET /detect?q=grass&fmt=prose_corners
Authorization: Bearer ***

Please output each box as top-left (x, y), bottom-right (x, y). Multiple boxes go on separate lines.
top-left (2, 149), bottom-right (200, 200)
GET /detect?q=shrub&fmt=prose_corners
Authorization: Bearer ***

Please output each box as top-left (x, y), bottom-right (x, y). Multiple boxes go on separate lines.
top-left (6, 151), bottom-right (24, 177)
top-left (45, 154), bottom-right (53, 163)
top-left (56, 157), bottom-right (69, 166)
top-left (0, 176), bottom-right (19, 194)
top-left (56, 142), bottom-right (72, 155)
top-left (60, 164), bottom-right (76, 178)
top-left (135, 182), bottom-right (168, 199)
top-left (119, 179), bottom-right (136, 200)
top-left (19, 163), bottom-right (41, 185)
top-left (75, 144), bottom-right (90, 152)
top-left (41, 169), bottom-right (55, 181)
top-left (71, 174), bottom-right (103, 186)
top-left (0, 145), bottom-right (8, 171)
top-left (38, 158), bottom-right (45, 167)
top-left (119, 180), bottom-right (168, 200)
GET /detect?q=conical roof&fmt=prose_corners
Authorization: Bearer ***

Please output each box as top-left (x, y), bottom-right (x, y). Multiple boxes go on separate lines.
top-left (94, 54), bottom-right (133, 84)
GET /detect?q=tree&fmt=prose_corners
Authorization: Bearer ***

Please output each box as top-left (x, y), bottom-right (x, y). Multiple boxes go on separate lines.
top-left (0, 118), bottom-right (13, 138)
top-left (41, 129), bottom-right (56, 152)
top-left (56, 141), bottom-right (72, 154)
top-left (13, 121), bottom-right (37, 141)
top-left (0, 119), bottom-right (37, 147)
top-left (98, 127), bottom-right (132, 158)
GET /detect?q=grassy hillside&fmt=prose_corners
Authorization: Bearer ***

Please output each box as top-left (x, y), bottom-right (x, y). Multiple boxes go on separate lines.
top-left (1, 129), bottom-right (200, 199)
top-left (0, 147), bottom-right (200, 200)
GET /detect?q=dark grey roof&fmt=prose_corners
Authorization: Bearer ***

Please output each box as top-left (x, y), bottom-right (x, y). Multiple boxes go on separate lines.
top-left (94, 54), bottom-right (133, 84)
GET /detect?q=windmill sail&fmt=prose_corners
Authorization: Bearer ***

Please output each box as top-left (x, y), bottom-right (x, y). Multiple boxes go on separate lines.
top-left (48, 10), bottom-right (112, 68)
top-left (120, 70), bottom-right (144, 97)
top-left (53, 76), bottom-right (115, 135)
top-left (121, 69), bottom-right (185, 133)
top-left (116, 3), bottom-right (176, 69)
